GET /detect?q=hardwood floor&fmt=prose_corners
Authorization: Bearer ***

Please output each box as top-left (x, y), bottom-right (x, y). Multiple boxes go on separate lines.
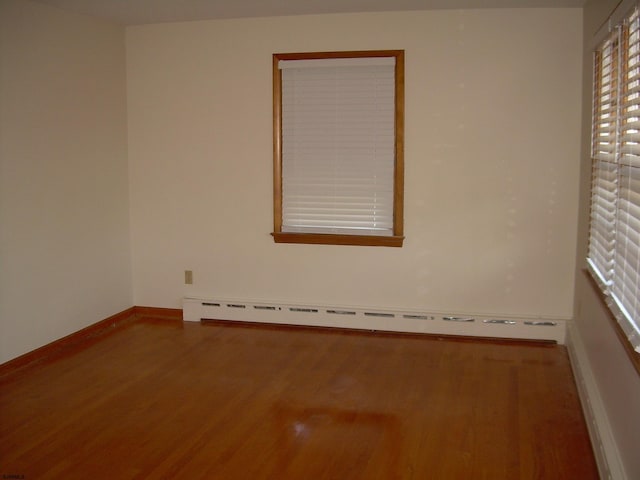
top-left (0, 316), bottom-right (598, 479)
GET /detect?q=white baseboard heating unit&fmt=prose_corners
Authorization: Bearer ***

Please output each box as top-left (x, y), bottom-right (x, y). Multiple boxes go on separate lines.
top-left (183, 297), bottom-right (566, 344)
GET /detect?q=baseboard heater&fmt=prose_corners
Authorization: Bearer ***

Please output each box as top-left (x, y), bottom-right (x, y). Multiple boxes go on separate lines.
top-left (183, 297), bottom-right (566, 344)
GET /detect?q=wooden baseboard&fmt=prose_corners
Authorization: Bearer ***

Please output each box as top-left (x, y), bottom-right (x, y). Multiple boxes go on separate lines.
top-left (133, 306), bottom-right (183, 320)
top-left (0, 306), bottom-right (183, 378)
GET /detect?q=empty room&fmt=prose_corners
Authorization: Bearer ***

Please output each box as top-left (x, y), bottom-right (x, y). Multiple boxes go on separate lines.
top-left (1, 0), bottom-right (639, 478)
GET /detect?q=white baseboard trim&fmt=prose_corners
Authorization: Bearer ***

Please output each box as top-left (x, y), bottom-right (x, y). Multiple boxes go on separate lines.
top-left (567, 321), bottom-right (626, 480)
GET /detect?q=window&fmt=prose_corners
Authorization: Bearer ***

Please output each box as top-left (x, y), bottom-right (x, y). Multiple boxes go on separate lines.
top-left (588, 5), bottom-right (640, 354)
top-left (272, 50), bottom-right (404, 247)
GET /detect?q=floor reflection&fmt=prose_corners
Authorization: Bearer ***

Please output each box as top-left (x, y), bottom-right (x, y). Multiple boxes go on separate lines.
top-left (269, 403), bottom-right (403, 479)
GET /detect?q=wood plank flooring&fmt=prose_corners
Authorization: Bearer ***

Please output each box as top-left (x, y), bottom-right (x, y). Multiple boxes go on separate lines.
top-left (0, 317), bottom-right (598, 479)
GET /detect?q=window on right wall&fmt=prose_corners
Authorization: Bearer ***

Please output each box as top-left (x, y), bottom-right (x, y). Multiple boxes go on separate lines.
top-left (588, 5), bottom-right (640, 355)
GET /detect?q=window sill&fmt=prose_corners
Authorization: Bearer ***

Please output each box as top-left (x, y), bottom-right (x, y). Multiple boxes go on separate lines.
top-left (583, 269), bottom-right (640, 377)
top-left (272, 232), bottom-right (404, 247)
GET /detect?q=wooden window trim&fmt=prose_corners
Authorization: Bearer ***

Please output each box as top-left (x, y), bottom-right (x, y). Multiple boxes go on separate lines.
top-left (271, 232), bottom-right (404, 247)
top-left (272, 50), bottom-right (405, 247)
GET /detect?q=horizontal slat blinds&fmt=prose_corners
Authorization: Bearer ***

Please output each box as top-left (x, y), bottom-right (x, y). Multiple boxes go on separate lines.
top-left (613, 8), bottom-right (640, 348)
top-left (589, 6), bottom-right (640, 353)
top-left (589, 34), bottom-right (619, 286)
top-left (279, 57), bottom-right (396, 236)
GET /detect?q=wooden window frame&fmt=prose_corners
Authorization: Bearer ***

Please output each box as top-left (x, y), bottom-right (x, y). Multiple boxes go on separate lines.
top-left (271, 50), bottom-right (405, 247)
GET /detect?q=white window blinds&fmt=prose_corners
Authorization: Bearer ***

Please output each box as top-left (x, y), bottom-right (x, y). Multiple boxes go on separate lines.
top-left (588, 6), bottom-right (640, 353)
top-left (279, 57), bottom-right (396, 236)
top-left (590, 34), bottom-right (619, 285)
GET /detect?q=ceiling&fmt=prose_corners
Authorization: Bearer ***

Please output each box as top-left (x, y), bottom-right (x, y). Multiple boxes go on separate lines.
top-left (32, 0), bottom-right (586, 26)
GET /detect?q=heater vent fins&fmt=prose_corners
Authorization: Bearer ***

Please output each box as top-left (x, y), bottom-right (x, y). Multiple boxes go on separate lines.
top-left (484, 319), bottom-right (517, 325)
top-left (403, 314), bottom-right (432, 320)
top-left (443, 316), bottom-right (475, 322)
top-left (327, 310), bottom-right (357, 315)
top-left (364, 312), bottom-right (395, 318)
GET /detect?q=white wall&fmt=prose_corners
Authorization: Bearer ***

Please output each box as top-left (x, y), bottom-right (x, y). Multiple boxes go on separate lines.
top-left (572, 1), bottom-right (640, 478)
top-left (0, 0), bottom-right (132, 363)
top-left (127, 8), bottom-right (582, 321)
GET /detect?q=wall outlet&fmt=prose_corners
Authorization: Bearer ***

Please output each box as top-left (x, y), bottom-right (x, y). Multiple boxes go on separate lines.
top-left (184, 270), bottom-right (193, 285)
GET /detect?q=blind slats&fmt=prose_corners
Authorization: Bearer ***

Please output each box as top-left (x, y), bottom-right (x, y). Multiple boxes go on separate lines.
top-left (589, 7), bottom-right (640, 353)
top-left (280, 60), bottom-right (396, 236)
